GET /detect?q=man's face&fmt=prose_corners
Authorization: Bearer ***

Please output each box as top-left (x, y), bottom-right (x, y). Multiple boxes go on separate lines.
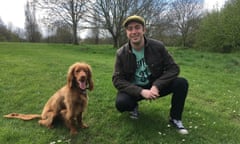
top-left (125, 22), bottom-right (145, 45)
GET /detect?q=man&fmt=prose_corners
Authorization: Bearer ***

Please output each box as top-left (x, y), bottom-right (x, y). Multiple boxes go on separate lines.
top-left (112, 15), bottom-right (189, 134)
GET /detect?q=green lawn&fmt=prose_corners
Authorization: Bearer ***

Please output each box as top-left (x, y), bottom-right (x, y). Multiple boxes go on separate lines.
top-left (0, 42), bottom-right (239, 144)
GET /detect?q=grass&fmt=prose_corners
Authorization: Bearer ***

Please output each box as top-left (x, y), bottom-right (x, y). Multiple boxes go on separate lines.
top-left (0, 42), bottom-right (239, 144)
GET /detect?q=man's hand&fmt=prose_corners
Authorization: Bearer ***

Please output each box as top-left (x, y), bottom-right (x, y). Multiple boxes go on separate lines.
top-left (140, 86), bottom-right (160, 100)
top-left (150, 85), bottom-right (160, 97)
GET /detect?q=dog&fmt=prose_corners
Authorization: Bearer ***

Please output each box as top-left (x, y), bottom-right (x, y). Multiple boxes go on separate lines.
top-left (4, 62), bottom-right (94, 135)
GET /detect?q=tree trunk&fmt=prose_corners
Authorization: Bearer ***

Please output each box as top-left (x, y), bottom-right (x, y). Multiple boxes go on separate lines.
top-left (113, 35), bottom-right (119, 48)
top-left (72, 22), bottom-right (79, 45)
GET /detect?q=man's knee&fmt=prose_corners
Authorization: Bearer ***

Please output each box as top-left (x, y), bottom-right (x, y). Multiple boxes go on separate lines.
top-left (115, 93), bottom-right (136, 112)
top-left (175, 77), bottom-right (188, 89)
top-left (115, 98), bottom-right (126, 112)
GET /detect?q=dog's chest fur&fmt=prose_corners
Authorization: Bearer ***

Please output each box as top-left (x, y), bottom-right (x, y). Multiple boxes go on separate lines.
top-left (66, 89), bottom-right (88, 110)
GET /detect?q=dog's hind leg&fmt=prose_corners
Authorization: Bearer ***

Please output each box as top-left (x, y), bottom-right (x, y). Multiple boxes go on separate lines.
top-left (38, 111), bottom-right (56, 128)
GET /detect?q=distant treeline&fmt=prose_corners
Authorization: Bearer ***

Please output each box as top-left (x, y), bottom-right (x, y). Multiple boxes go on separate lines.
top-left (0, 0), bottom-right (240, 53)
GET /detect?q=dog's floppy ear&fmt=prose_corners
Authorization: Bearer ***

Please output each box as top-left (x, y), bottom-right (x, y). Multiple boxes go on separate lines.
top-left (86, 64), bottom-right (94, 91)
top-left (67, 64), bottom-right (75, 88)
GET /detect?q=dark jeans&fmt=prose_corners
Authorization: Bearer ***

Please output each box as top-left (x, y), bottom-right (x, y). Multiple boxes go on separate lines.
top-left (115, 77), bottom-right (188, 120)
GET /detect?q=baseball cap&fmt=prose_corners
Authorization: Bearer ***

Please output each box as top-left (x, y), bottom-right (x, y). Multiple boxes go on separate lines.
top-left (123, 15), bottom-right (145, 27)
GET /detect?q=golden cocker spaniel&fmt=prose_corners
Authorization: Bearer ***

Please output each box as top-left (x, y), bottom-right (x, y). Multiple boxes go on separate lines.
top-left (4, 62), bottom-right (94, 135)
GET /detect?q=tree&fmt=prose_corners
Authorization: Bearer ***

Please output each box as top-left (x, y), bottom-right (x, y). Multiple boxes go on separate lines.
top-left (88, 0), bottom-right (168, 48)
top-left (195, 11), bottom-right (224, 51)
top-left (145, 0), bottom-right (169, 43)
top-left (195, 0), bottom-right (240, 52)
top-left (35, 0), bottom-right (89, 45)
top-left (89, 10), bottom-right (101, 44)
top-left (221, 0), bottom-right (240, 52)
top-left (0, 18), bottom-right (22, 42)
top-left (0, 18), bottom-right (9, 41)
top-left (168, 0), bottom-right (203, 47)
top-left (88, 0), bottom-right (130, 48)
top-left (25, 0), bottom-right (42, 42)
top-left (52, 22), bottom-right (73, 43)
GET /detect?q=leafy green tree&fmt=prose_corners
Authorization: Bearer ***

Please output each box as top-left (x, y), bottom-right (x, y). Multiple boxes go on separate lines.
top-left (221, 0), bottom-right (240, 52)
top-left (195, 11), bottom-right (224, 52)
top-left (195, 0), bottom-right (240, 52)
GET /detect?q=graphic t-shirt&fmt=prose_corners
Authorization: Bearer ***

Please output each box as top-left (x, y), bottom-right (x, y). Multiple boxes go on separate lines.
top-left (132, 48), bottom-right (151, 86)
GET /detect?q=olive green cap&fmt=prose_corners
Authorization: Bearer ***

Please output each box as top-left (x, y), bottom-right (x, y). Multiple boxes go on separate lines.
top-left (123, 15), bottom-right (145, 27)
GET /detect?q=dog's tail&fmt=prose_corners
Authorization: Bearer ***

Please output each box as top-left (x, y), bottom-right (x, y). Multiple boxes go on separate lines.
top-left (4, 113), bottom-right (41, 121)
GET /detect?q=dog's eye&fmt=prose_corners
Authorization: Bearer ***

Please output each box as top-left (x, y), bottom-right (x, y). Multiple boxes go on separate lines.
top-left (75, 69), bottom-right (81, 73)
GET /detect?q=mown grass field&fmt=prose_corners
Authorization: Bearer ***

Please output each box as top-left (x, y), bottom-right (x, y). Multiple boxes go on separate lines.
top-left (0, 42), bottom-right (239, 144)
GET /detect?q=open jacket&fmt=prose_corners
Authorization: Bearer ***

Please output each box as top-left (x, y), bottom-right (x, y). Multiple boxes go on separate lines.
top-left (112, 37), bottom-right (180, 97)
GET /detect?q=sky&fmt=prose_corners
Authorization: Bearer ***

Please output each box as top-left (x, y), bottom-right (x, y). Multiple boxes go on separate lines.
top-left (0, 0), bottom-right (227, 30)
top-left (0, 0), bottom-right (26, 28)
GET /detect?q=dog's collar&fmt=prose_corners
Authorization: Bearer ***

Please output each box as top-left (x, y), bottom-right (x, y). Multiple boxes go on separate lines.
top-left (79, 88), bottom-right (89, 94)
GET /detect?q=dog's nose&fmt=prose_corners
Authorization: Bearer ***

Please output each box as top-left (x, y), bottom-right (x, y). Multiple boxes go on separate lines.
top-left (80, 76), bottom-right (86, 81)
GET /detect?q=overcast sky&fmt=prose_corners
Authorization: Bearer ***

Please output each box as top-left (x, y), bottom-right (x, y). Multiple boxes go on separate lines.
top-left (0, 0), bottom-right (227, 29)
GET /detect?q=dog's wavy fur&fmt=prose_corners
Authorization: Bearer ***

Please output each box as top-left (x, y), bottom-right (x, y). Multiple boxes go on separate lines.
top-left (4, 62), bottom-right (94, 135)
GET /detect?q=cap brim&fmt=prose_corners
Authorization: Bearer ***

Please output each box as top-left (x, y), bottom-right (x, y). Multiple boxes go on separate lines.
top-left (123, 15), bottom-right (145, 27)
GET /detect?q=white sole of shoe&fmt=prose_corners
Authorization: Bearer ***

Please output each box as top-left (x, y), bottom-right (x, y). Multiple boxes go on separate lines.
top-left (178, 129), bottom-right (189, 135)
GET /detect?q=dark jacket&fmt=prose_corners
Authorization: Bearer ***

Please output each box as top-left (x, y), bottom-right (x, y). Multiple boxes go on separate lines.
top-left (112, 37), bottom-right (180, 97)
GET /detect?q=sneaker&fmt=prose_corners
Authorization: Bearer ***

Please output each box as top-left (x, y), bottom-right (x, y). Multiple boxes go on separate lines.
top-left (169, 118), bottom-right (189, 134)
top-left (129, 105), bottom-right (139, 119)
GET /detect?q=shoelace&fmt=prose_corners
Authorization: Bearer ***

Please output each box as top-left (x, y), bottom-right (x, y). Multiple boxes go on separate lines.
top-left (173, 119), bottom-right (184, 129)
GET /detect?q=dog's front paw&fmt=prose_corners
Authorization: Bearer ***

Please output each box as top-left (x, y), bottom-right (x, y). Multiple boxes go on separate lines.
top-left (70, 129), bottom-right (78, 135)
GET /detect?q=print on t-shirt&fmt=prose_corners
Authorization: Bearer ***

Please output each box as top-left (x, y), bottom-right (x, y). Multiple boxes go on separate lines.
top-left (132, 48), bottom-right (151, 86)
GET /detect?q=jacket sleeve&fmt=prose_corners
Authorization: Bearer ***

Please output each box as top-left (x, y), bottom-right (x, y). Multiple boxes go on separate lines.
top-left (112, 51), bottom-right (142, 97)
top-left (152, 47), bottom-right (180, 91)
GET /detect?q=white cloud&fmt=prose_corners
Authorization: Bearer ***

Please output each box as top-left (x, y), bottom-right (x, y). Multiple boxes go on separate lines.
top-left (0, 0), bottom-right (27, 28)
